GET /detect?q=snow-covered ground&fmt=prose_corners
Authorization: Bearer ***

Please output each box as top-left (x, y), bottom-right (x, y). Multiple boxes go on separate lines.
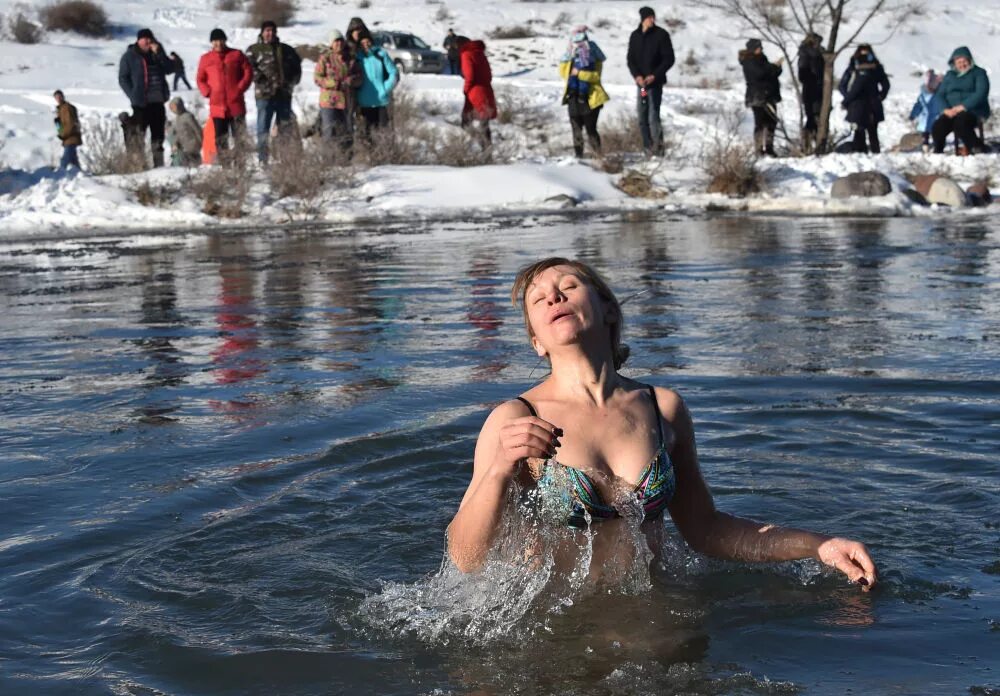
top-left (0, 0), bottom-right (998, 237)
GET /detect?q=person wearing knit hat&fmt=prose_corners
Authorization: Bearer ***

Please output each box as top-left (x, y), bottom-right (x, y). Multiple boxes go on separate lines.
top-left (314, 28), bottom-right (361, 155)
top-left (740, 37), bottom-right (783, 156)
top-left (626, 5), bottom-right (675, 155)
top-left (559, 25), bottom-right (609, 158)
top-left (197, 27), bottom-right (253, 154)
top-left (119, 26), bottom-right (176, 167)
top-left (797, 31), bottom-right (824, 153)
top-left (246, 19), bottom-right (303, 164)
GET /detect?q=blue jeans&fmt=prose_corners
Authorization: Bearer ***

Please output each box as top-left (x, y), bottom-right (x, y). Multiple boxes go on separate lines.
top-left (636, 84), bottom-right (663, 154)
top-left (59, 145), bottom-right (80, 171)
top-left (256, 96), bottom-right (293, 163)
top-left (320, 108), bottom-right (352, 154)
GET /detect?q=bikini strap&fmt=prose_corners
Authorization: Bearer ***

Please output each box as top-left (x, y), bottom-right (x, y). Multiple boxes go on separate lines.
top-left (515, 396), bottom-right (538, 417)
top-left (647, 385), bottom-right (666, 447)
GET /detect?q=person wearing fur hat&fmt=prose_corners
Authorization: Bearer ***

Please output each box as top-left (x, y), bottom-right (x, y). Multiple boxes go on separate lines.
top-left (314, 29), bottom-right (362, 155)
top-left (838, 43), bottom-right (890, 154)
top-left (932, 46), bottom-right (991, 154)
top-left (909, 70), bottom-right (944, 151)
top-left (246, 20), bottom-right (303, 164)
top-left (740, 38), bottom-right (783, 157)
top-left (118, 28), bottom-right (176, 168)
top-left (559, 26), bottom-right (609, 158)
top-left (197, 28), bottom-right (253, 151)
top-left (797, 32), bottom-right (824, 154)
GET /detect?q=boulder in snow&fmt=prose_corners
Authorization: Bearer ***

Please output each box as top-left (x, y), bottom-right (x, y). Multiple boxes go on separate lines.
top-left (830, 171), bottom-right (892, 198)
top-left (545, 194), bottom-right (579, 208)
top-left (912, 175), bottom-right (968, 207)
top-left (966, 181), bottom-right (993, 207)
top-left (894, 132), bottom-right (927, 153)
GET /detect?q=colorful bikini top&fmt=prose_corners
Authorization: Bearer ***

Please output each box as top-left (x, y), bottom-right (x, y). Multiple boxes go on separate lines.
top-left (516, 385), bottom-right (676, 527)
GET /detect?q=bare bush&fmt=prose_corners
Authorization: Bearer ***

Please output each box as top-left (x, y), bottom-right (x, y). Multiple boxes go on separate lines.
top-left (246, 0), bottom-right (296, 28)
top-left (216, 0), bottom-right (242, 10)
top-left (617, 169), bottom-right (666, 198)
top-left (294, 43), bottom-right (322, 62)
top-left (81, 117), bottom-right (146, 175)
top-left (130, 178), bottom-right (185, 207)
top-left (434, 5), bottom-right (452, 22)
top-left (268, 138), bottom-right (353, 218)
top-left (702, 112), bottom-right (762, 196)
top-left (357, 0), bottom-right (371, 7)
top-left (8, 13), bottom-right (42, 43)
top-left (552, 11), bottom-right (572, 28)
top-left (598, 113), bottom-right (644, 162)
top-left (40, 1), bottom-right (108, 37)
top-left (488, 24), bottom-right (536, 40)
top-left (593, 17), bottom-right (613, 30)
top-left (190, 144), bottom-right (254, 217)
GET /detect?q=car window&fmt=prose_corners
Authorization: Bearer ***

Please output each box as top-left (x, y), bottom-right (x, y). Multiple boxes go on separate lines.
top-left (411, 36), bottom-right (429, 49)
top-left (395, 34), bottom-right (415, 49)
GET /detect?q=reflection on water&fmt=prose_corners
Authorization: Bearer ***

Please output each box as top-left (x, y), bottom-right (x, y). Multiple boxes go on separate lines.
top-left (0, 214), bottom-right (998, 695)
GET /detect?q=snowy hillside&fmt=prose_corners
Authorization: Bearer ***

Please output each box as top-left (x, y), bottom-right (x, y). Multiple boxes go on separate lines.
top-left (0, 0), bottom-right (997, 235)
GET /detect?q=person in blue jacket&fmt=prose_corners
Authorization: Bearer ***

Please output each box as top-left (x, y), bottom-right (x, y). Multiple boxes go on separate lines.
top-left (356, 35), bottom-right (398, 141)
top-left (932, 46), bottom-right (991, 154)
top-left (838, 44), bottom-right (890, 154)
top-left (909, 70), bottom-right (944, 150)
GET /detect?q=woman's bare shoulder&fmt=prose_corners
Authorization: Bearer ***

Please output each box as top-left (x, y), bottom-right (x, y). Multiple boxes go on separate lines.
top-left (649, 385), bottom-right (688, 421)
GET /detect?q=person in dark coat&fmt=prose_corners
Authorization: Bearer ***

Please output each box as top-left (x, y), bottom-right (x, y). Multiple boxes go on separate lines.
top-left (797, 32), bottom-right (824, 154)
top-left (932, 46), bottom-right (991, 154)
top-left (345, 17), bottom-right (373, 56)
top-left (170, 51), bottom-right (193, 90)
top-left (53, 90), bottom-right (82, 171)
top-left (458, 37), bottom-right (497, 148)
top-left (118, 28), bottom-right (176, 168)
top-left (443, 28), bottom-right (460, 75)
top-left (838, 44), bottom-right (890, 154)
top-left (246, 20), bottom-right (303, 164)
top-left (740, 39), bottom-right (782, 157)
top-left (626, 6), bottom-right (675, 156)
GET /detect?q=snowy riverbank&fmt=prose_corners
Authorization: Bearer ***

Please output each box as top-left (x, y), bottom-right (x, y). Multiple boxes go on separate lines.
top-left (1, 0), bottom-right (998, 237)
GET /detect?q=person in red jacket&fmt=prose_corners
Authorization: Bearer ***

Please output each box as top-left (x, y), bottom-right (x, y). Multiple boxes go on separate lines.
top-left (196, 28), bottom-right (253, 150)
top-left (458, 37), bottom-right (497, 149)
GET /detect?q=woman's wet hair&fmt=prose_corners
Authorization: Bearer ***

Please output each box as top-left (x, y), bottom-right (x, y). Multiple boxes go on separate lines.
top-left (511, 257), bottom-right (630, 369)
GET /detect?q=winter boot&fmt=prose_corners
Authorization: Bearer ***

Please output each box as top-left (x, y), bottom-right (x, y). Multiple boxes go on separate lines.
top-left (152, 141), bottom-right (165, 168)
top-left (753, 131), bottom-right (765, 156)
top-left (764, 129), bottom-right (777, 157)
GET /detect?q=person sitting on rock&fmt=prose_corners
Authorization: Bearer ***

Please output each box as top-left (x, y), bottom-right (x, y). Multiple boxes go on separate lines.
top-left (909, 70), bottom-right (944, 151)
top-left (838, 44), bottom-right (890, 154)
top-left (932, 46), bottom-right (990, 155)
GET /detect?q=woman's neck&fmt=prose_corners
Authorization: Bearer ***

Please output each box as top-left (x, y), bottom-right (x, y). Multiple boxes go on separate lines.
top-left (547, 345), bottom-right (621, 406)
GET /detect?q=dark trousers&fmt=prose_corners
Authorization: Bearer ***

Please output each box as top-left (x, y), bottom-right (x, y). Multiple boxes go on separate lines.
top-left (448, 58), bottom-right (459, 75)
top-left (932, 111), bottom-right (982, 153)
top-left (213, 116), bottom-right (246, 151)
top-left (59, 144), bottom-right (80, 170)
top-left (803, 97), bottom-right (821, 132)
top-left (173, 72), bottom-right (192, 90)
top-left (751, 105), bottom-right (777, 154)
top-left (636, 84), bottom-right (663, 154)
top-left (850, 116), bottom-right (880, 154)
top-left (133, 103), bottom-right (167, 166)
top-left (320, 107), bottom-right (353, 156)
top-left (360, 106), bottom-right (389, 141)
top-left (569, 103), bottom-right (602, 157)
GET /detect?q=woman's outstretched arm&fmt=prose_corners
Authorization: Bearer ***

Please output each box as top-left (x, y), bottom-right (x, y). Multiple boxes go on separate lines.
top-left (659, 387), bottom-right (878, 590)
top-left (447, 401), bottom-right (560, 573)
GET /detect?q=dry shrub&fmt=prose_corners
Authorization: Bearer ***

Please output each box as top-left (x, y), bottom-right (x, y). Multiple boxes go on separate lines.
top-left (495, 85), bottom-right (535, 126)
top-left (703, 118), bottom-right (762, 196)
top-left (488, 24), bottom-right (536, 40)
top-left (190, 143), bottom-right (254, 217)
top-left (434, 5), bottom-right (452, 22)
top-left (552, 11), bottom-right (572, 28)
top-left (662, 17), bottom-right (685, 30)
top-left (215, 0), bottom-right (242, 9)
top-left (131, 178), bottom-right (185, 207)
top-left (246, 0), bottom-right (296, 28)
top-left (81, 117), bottom-right (146, 175)
top-left (598, 114), bottom-right (644, 170)
top-left (357, 0), bottom-right (371, 7)
top-left (295, 43), bottom-right (323, 63)
top-left (616, 169), bottom-right (666, 198)
top-left (268, 138), bottom-right (353, 218)
top-left (8, 13), bottom-right (42, 43)
top-left (593, 17), bottom-right (612, 30)
top-left (40, 1), bottom-right (108, 37)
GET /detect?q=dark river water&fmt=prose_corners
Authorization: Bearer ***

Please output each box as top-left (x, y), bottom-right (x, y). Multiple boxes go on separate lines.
top-left (0, 214), bottom-right (998, 695)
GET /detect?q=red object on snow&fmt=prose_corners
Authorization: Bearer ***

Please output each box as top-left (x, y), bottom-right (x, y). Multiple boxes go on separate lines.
top-left (460, 40), bottom-right (497, 121)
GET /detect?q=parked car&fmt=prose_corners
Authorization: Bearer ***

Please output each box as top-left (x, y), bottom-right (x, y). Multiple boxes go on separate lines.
top-left (371, 31), bottom-right (445, 74)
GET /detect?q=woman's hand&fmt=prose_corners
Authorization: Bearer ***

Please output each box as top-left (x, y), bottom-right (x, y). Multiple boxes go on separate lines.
top-left (496, 417), bottom-right (561, 475)
top-left (817, 537), bottom-right (878, 591)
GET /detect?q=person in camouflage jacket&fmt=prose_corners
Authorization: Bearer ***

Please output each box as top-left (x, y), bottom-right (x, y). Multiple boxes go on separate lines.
top-left (314, 30), bottom-right (362, 154)
top-left (246, 20), bottom-right (302, 164)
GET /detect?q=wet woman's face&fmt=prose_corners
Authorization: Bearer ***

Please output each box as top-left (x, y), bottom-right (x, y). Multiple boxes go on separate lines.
top-left (524, 265), bottom-right (605, 352)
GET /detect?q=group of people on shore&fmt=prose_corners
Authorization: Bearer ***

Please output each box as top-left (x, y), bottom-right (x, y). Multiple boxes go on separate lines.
top-left (742, 37), bottom-right (991, 156)
top-left (50, 8), bottom-right (991, 172)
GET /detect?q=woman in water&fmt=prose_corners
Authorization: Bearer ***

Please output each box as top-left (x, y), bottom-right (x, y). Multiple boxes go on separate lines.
top-left (447, 258), bottom-right (877, 590)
